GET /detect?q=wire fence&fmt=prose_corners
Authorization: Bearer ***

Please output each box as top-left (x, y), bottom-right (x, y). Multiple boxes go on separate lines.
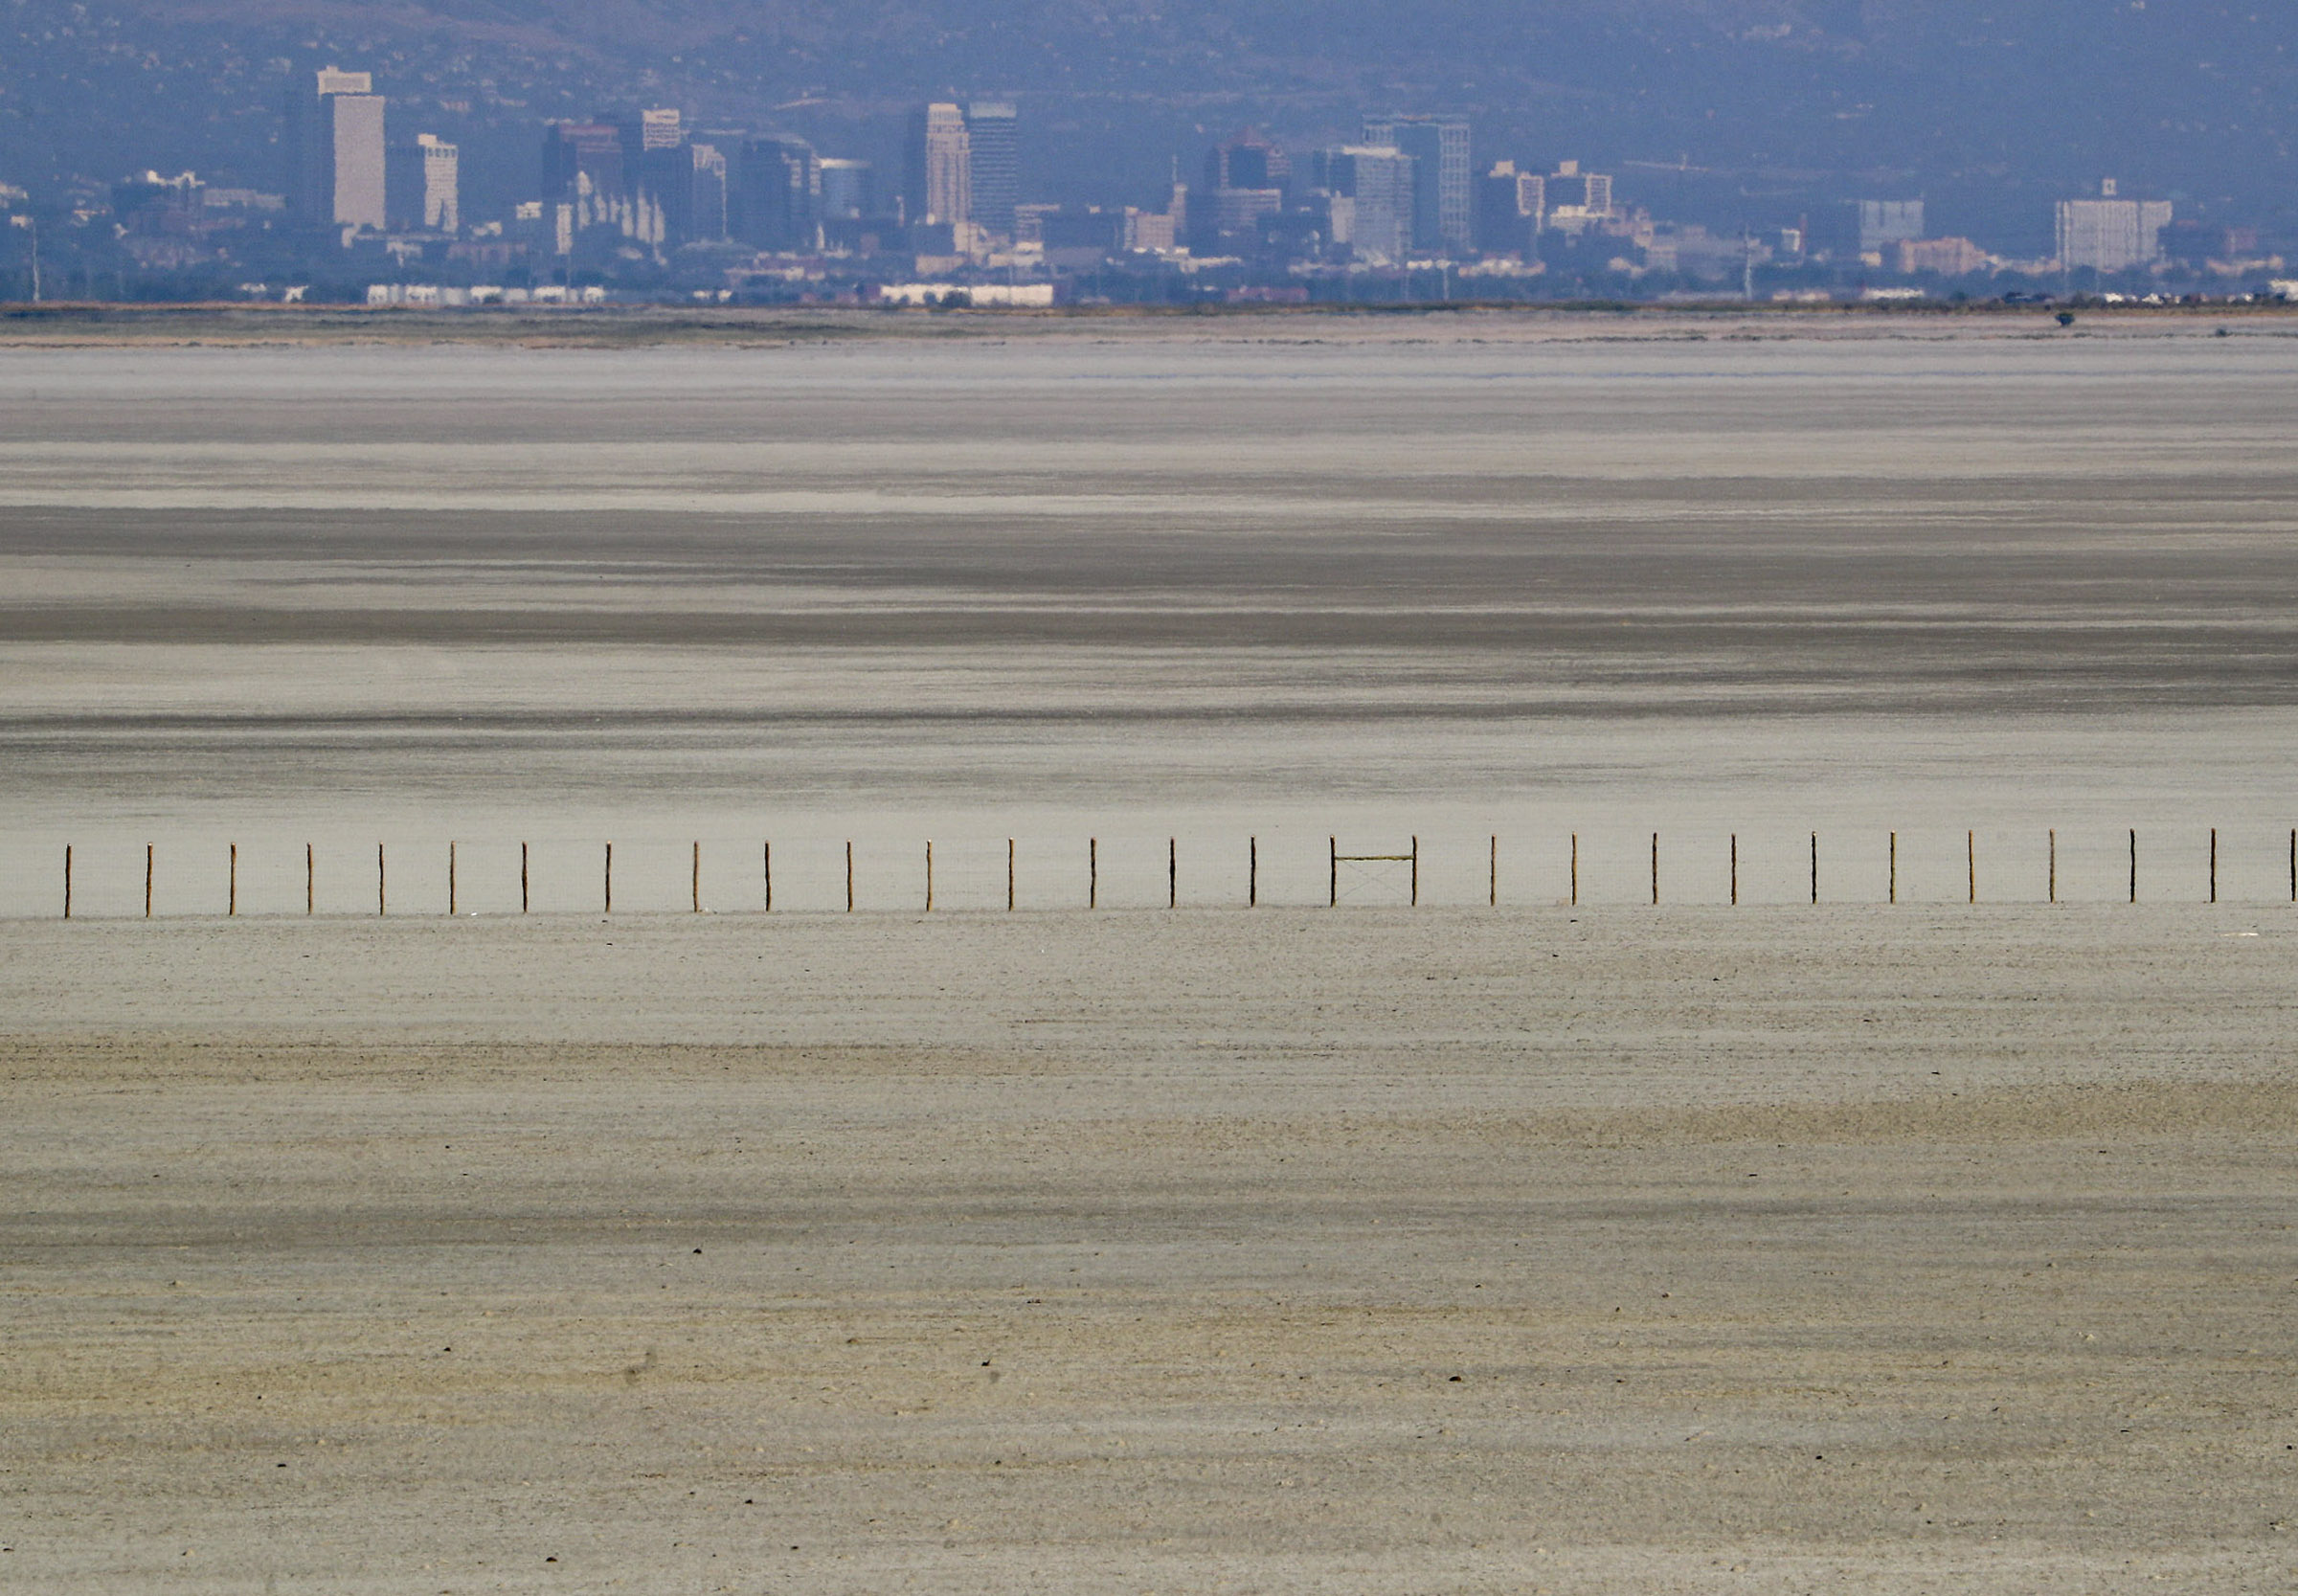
top-left (11, 825), bottom-right (2298, 920)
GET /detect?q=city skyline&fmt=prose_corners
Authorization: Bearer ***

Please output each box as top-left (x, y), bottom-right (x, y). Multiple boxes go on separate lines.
top-left (5, 40), bottom-right (2292, 305)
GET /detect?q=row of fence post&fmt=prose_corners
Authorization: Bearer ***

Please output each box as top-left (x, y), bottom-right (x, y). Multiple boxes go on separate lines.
top-left (43, 828), bottom-right (2298, 917)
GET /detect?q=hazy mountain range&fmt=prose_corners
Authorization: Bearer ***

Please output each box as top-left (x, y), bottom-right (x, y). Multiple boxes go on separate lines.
top-left (5, 1), bottom-right (2291, 245)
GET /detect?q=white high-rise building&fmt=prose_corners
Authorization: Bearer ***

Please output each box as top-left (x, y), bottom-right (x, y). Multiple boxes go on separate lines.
top-left (417, 133), bottom-right (458, 233)
top-left (1516, 171), bottom-right (1546, 231)
top-left (1363, 117), bottom-right (1472, 254)
top-left (2057, 182), bottom-right (2172, 272)
top-left (1331, 145), bottom-right (1412, 264)
top-left (328, 91), bottom-right (387, 232)
top-left (907, 103), bottom-right (971, 226)
top-left (290, 68), bottom-right (387, 234)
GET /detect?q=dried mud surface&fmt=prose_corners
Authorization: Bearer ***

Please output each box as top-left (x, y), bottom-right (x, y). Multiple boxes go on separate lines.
top-left (3, 908), bottom-right (2294, 1593)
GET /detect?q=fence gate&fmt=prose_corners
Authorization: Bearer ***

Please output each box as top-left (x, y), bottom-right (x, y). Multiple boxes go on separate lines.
top-left (1330, 836), bottom-right (1418, 907)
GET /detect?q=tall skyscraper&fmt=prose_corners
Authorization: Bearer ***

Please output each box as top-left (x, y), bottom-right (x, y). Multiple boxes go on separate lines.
top-left (544, 122), bottom-right (625, 206)
top-left (906, 103), bottom-right (971, 226)
top-left (1322, 145), bottom-right (1413, 263)
top-left (418, 134), bottom-right (458, 233)
top-left (734, 136), bottom-right (819, 250)
top-left (1363, 117), bottom-right (1470, 255)
top-left (966, 103), bottom-right (1018, 239)
top-left (687, 144), bottom-right (729, 242)
top-left (286, 68), bottom-right (386, 234)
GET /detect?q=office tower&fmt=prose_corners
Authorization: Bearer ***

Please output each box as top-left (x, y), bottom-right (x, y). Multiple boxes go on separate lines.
top-left (1580, 171), bottom-right (1612, 216)
top-left (286, 67), bottom-right (386, 233)
top-left (1475, 160), bottom-right (1543, 253)
top-left (1859, 199), bottom-right (1925, 255)
top-left (1363, 117), bottom-right (1470, 254)
top-left (1185, 130), bottom-right (1287, 254)
top-left (327, 92), bottom-right (386, 232)
top-left (966, 102), bottom-right (1018, 239)
top-left (544, 123), bottom-right (626, 207)
top-left (607, 109), bottom-right (689, 245)
top-left (906, 103), bottom-right (971, 226)
top-left (1205, 129), bottom-right (1291, 194)
top-left (687, 144), bottom-right (729, 242)
top-left (418, 134), bottom-right (458, 233)
top-left (2057, 183), bottom-right (2172, 272)
top-left (729, 137), bottom-right (817, 250)
top-left (817, 159), bottom-right (875, 221)
top-left (1320, 145), bottom-right (1412, 263)
top-left (1517, 170), bottom-right (1547, 233)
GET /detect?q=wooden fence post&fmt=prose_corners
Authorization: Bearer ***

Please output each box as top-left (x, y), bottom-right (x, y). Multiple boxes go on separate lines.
top-left (1731, 833), bottom-right (1739, 907)
top-left (1888, 832), bottom-right (1896, 905)
top-left (378, 843), bottom-right (386, 917)
top-left (2129, 828), bottom-right (2137, 904)
top-left (149, 843), bottom-right (157, 919)
top-left (1489, 834), bottom-right (1497, 908)
top-left (1651, 832), bottom-right (1658, 906)
top-left (1330, 836), bottom-right (1338, 908)
top-left (1570, 833), bottom-right (1578, 908)
top-left (1811, 832), bottom-right (1818, 906)
top-left (846, 841), bottom-right (854, 912)
top-left (305, 843), bottom-right (313, 916)
top-left (1090, 837), bottom-right (1097, 910)
top-left (229, 843), bottom-right (237, 916)
top-left (1168, 837), bottom-right (1177, 909)
top-left (2048, 829), bottom-right (2057, 905)
top-left (2210, 827), bottom-right (2218, 904)
top-left (449, 841), bottom-right (457, 916)
top-left (1968, 830), bottom-right (1975, 905)
top-left (521, 843), bottom-right (529, 913)
top-left (926, 841), bottom-right (935, 911)
top-left (1251, 837), bottom-right (1259, 908)
top-left (762, 842), bottom-right (771, 912)
top-left (1008, 838), bottom-right (1016, 911)
top-left (62, 844), bottom-right (71, 920)
top-left (1410, 836), bottom-right (1419, 907)
top-left (604, 842), bottom-right (612, 914)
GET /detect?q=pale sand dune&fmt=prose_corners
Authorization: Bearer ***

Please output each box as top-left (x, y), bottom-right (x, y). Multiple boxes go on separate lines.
top-left (3, 910), bottom-right (2294, 1592)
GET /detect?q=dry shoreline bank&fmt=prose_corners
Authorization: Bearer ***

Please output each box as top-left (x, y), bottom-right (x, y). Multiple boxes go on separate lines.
top-left (2, 300), bottom-right (2294, 348)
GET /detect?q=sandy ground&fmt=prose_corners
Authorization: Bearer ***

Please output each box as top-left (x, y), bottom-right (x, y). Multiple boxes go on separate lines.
top-left (4, 321), bottom-right (2295, 1590)
top-left (3, 907), bottom-right (2295, 1593)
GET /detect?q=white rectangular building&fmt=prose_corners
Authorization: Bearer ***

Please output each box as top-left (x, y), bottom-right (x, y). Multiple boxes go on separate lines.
top-left (2057, 186), bottom-right (2172, 273)
top-left (329, 92), bottom-right (387, 232)
top-left (417, 134), bottom-right (458, 233)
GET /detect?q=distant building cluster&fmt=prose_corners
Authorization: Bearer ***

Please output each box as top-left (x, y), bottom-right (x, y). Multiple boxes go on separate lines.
top-left (0, 65), bottom-right (2287, 306)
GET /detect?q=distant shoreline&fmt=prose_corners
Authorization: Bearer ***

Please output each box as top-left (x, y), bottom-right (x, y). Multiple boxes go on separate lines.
top-left (1, 299), bottom-right (2293, 348)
